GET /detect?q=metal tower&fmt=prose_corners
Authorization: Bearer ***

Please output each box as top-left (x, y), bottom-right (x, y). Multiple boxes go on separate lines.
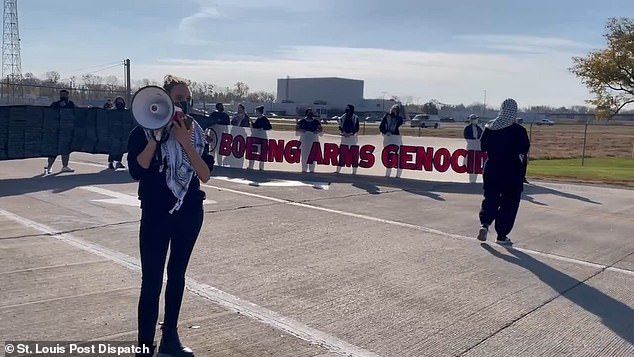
top-left (2, 0), bottom-right (22, 82)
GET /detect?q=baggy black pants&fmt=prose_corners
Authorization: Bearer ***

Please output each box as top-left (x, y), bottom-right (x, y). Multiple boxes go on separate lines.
top-left (108, 154), bottom-right (123, 163)
top-left (137, 204), bottom-right (204, 346)
top-left (479, 165), bottom-right (523, 238)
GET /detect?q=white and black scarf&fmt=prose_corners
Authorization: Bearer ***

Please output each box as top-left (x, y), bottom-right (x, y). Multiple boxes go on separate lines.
top-left (145, 120), bottom-right (206, 214)
top-left (486, 98), bottom-right (518, 131)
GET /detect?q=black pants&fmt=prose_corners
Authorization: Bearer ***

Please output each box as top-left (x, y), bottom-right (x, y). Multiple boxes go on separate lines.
top-left (479, 167), bottom-right (523, 238)
top-left (137, 204), bottom-right (204, 346)
top-left (47, 154), bottom-right (70, 168)
top-left (108, 154), bottom-right (123, 163)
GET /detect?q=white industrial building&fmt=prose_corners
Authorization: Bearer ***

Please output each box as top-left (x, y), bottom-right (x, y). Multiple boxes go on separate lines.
top-left (274, 77), bottom-right (398, 117)
top-left (223, 77), bottom-right (400, 119)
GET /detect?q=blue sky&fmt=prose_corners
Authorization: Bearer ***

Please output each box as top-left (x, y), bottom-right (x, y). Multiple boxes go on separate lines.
top-left (17, 0), bottom-right (634, 107)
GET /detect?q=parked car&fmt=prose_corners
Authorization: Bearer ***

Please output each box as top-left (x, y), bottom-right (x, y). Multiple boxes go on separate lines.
top-left (410, 114), bottom-right (440, 128)
top-left (535, 118), bottom-right (555, 126)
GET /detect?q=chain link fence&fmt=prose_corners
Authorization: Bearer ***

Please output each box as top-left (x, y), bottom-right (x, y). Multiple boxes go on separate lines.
top-left (0, 82), bottom-right (127, 108)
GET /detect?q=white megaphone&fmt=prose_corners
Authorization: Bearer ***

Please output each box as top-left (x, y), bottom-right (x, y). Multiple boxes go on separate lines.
top-left (131, 85), bottom-right (175, 130)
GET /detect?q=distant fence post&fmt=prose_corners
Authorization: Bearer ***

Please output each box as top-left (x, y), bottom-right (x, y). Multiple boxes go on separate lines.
top-left (528, 123), bottom-right (533, 141)
top-left (581, 121), bottom-right (589, 166)
top-left (362, 120), bottom-right (366, 135)
top-left (418, 126), bottom-right (421, 137)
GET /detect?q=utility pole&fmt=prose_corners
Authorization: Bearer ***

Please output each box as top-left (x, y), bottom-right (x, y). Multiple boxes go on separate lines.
top-left (124, 59), bottom-right (131, 106)
top-left (2, 0), bottom-right (23, 100)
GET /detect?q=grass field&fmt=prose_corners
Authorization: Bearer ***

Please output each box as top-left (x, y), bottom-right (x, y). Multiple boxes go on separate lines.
top-left (527, 158), bottom-right (634, 185)
top-left (269, 120), bottom-right (634, 160)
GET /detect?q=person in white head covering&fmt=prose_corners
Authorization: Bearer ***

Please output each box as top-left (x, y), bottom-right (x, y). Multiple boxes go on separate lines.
top-left (463, 114), bottom-right (483, 140)
top-left (476, 98), bottom-right (530, 245)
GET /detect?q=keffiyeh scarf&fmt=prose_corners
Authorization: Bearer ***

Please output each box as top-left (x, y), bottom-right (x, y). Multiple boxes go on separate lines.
top-left (485, 98), bottom-right (518, 131)
top-left (145, 120), bottom-right (206, 214)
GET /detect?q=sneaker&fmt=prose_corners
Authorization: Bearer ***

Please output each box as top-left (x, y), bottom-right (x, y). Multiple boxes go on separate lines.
top-left (108, 162), bottom-right (115, 170)
top-left (496, 236), bottom-right (513, 245)
top-left (61, 166), bottom-right (74, 173)
top-left (116, 162), bottom-right (126, 169)
top-left (43, 167), bottom-right (53, 175)
top-left (157, 327), bottom-right (194, 357)
top-left (477, 225), bottom-right (488, 241)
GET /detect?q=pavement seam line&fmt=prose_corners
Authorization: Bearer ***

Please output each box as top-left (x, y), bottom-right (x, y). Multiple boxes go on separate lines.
top-left (201, 184), bottom-right (634, 277)
top-left (0, 220), bottom-right (139, 240)
top-left (456, 262), bottom-right (611, 356)
top-left (0, 208), bottom-right (382, 357)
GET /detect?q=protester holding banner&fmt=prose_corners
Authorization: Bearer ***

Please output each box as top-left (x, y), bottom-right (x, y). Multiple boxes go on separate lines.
top-left (477, 98), bottom-right (530, 245)
top-left (210, 103), bottom-right (230, 125)
top-left (45, 89), bottom-right (76, 175)
top-left (231, 103), bottom-right (251, 127)
top-left (463, 114), bottom-right (483, 140)
top-left (336, 104), bottom-right (360, 174)
top-left (296, 108), bottom-right (323, 133)
top-left (296, 108), bottom-right (322, 173)
top-left (338, 104), bottom-right (359, 136)
top-left (379, 104), bottom-right (404, 136)
top-left (127, 74), bottom-right (214, 357)
top-left (252, 105), bottom-right (272, 130)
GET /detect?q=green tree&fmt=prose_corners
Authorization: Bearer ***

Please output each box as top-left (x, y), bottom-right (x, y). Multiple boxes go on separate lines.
top-left (421, 102), bottom-right (439, 115)
top-left (571, 18), bottom-right (634, 119)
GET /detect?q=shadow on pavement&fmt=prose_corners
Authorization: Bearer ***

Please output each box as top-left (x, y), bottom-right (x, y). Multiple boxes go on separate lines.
top-left (481, 243), bottom-right (633, 346)
top-left (0, 165), bottom-right (603, 206)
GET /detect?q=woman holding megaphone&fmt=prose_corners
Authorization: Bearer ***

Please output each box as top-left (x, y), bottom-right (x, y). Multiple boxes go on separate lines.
top-left (127, 75), bottom-right (214, 357)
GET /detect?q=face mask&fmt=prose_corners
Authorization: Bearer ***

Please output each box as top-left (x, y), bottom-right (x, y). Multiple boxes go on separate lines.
top-left (115, 102), bottom-right (125, 109)
top-left (178, 100), bottom-right (191, 114)
top-left (60, 97), bottom-right (68, 101)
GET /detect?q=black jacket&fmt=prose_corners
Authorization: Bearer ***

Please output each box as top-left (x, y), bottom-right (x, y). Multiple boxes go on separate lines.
top-left (463, 124), bottom-right (483, 140)
top-left (210, 111), bottom-right (230, 125)
top-left (379, 114), bottom-right (403, 135)
top-left (127, 126), bottom-right (215, 212)
top-left (51, 99), bottom-right (76, 109)
top-left (339, 114), bottom-right (360, 134)
top-left (480, 123), bottom-right (530, 188)
top-left (252, 115), bottom-right (272, 130)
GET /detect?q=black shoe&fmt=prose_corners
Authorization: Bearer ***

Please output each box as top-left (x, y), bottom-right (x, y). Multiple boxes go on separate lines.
top-left (108, 162), bottom-right (115, 170)
top-left (496, 236), bottom-right (513, 245)
top-left (158, 327), bottom-right (194, 357)
top-left (523, 177), bottom-right (529, 184)
top-left (135, 343), bottom-right (155, 357)
top-left (477, 225), bottom-right (488, 241)
top-left (116, 162), bottom-right (126, 169)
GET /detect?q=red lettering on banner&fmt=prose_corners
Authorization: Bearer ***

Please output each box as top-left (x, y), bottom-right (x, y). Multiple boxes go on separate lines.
top-left (268, 139), bottom-right (285, 162)
top-left (339, 145), bottom-right (360, 167)
top-left (245, 137), bottom-right (261, 161)
top-left (284, 140), bottom-right (301, 163)
top-left (307, 142), bottom-right (325, 165)
top-left (323, 143), bottom-right (340, 166)
top-left (433, 148), bottom-right (451, 172)
top-left (415, 147), bottom-right (434, 171)
top-left (475, 151), bottom-right (487, 174)
top-left (466, 150), bottom-right (476, 174)
top-left (382, 145), bottom-right (399, 168)
top-left (451, 149), bottom-right (468, 173)
top-left (399, 145), bottom-right (417, 170)
top-left (359, 145), bottom-right (375, 168)
top-left (219, 133), bottom-right (233, 156)
top-left (232, 135), bottom-right (246, 158)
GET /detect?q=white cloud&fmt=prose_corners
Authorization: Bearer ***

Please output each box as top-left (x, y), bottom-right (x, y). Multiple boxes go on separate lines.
top-left (132, 46), bottom-right (592, 107)
top-left (177, 2), bottom-right (225, 45)
top-left (454, 35), bottom-right (597, 54)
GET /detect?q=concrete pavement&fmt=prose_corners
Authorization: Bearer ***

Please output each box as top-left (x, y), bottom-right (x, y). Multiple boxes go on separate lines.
top-left (1, 152), bottom-right (632, 356)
